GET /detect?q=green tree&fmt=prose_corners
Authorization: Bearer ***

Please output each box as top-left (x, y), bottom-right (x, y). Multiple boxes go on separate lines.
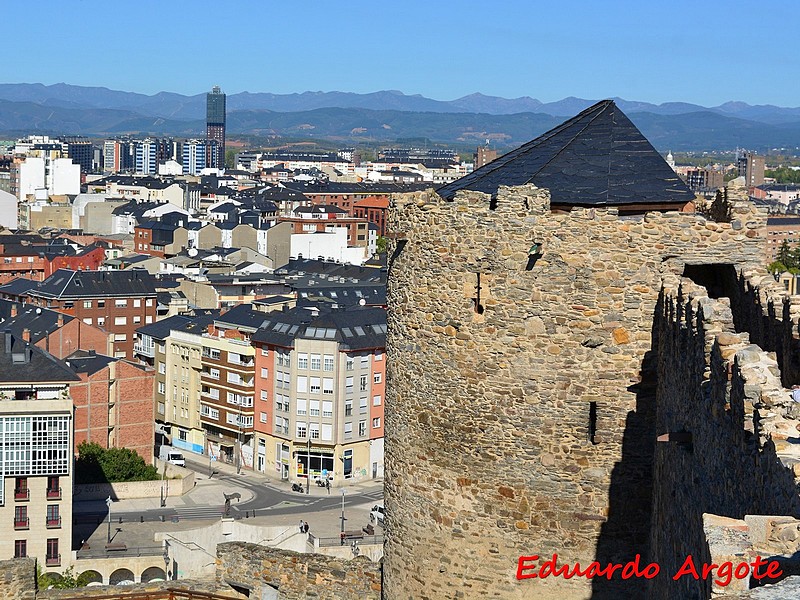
top-left (37, 566), bottom-right (92, 589)
top-left (225, 148), bottom-right (238, 169)
top-left (778, 240), bottom-right (793, 268)
top-left (75, 442), bottom-right (159, 484)
top-left (376, 236), bottom-right (387, 255)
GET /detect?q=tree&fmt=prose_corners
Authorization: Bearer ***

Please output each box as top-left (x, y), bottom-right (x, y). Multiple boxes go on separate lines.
top-left (225, 149), bottom-right (238, 169)
top-left (38, 566), bottom-right (92, 589)
top-left (376, 236), bottom-right (387, 255)
top-left (698, 189), bottom-right (732, 223)
top-left (778, 240), bottom-right (793, 268)
top-left (75, 442), bottom-right (159, 484)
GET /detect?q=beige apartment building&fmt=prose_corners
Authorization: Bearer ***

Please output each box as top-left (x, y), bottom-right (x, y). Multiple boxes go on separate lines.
top-left (0, 331), bottom-right (77, 571)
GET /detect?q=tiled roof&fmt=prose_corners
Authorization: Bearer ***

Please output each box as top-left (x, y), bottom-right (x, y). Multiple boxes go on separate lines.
top-left (0, 300), bottom-right (74, 343)
top-left (0, 330), bottom-right (79, 383)
top-left (437, 100), bottom-right (695, 207)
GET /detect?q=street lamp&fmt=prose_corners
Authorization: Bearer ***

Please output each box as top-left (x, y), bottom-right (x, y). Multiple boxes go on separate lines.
top-left (340, 488), bottom-right (347, 545)
top-left (306, 437), bottom-right (311, 495)
top-left (105, 496), bottom-right (112, 544)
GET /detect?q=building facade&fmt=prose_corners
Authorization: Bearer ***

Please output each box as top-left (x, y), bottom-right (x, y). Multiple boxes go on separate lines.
top-left (206, 86), bottom-right (226, 170)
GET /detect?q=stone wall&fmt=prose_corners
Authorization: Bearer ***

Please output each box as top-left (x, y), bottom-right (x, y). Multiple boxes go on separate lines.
top-left (649, 272), bottom-right (800, 599)
top-left (384, 184), bottom-right (766, 599)
top-left (74, 468), bottom-right (194, 501)
top-left (215, 542), bottom-right (381, 600)
top-left (0, 558), bottom-right (35, 600)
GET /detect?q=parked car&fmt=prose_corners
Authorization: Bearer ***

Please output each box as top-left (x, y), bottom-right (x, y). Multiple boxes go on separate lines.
top-left (370, 504), bottom-right (385, 526)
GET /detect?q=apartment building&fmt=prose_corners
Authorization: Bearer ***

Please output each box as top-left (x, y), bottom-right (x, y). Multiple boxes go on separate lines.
top-left (251, 306), bottom-right (386, 482)
top-left (23, 269), bottom-right (157, 359)
top-left (0, 331), bottom-right (77, 571)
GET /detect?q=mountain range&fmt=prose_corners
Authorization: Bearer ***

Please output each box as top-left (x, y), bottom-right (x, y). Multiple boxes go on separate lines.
top-left (0, 83), bottom-right (799, 152)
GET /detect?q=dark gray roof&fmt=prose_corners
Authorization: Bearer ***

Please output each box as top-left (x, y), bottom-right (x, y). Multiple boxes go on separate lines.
top-left (215, 303), bottom-right (271, 332)
top-left (437, 100), bottom-right (695, 207)
top-left (135, 314), bottom-right (193, 340)
top-left (27, 269), bottom-right (157, 300)
top-left (0, 300), bottom-right (74, 343)
top-left (64, 350), bottom-right (115, 376)
top-left (0, 278), bottom-right (41, 298)
top-left (0, 330), bottom-right (79, 383)
top-left (251, 306), bottom-right (386, 351)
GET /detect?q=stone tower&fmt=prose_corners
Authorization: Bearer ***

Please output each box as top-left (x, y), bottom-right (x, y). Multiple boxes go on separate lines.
top-left (383, 102), bottom-right (766, 599)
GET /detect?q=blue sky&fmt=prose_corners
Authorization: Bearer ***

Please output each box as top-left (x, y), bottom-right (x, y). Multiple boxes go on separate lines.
top-left (7, 0), bottom-right (798, 107)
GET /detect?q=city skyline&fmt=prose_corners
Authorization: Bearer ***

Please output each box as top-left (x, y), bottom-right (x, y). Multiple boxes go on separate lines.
top-left (7, 0), bottom-right (799, 107)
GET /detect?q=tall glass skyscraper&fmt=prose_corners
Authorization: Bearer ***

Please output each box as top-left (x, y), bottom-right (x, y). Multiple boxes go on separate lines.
top-left (206, 86), bottom-right (226, 170)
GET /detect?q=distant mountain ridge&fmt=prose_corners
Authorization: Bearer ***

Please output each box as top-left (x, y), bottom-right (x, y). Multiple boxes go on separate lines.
top-left (0, 83), bottom-right (799, 151)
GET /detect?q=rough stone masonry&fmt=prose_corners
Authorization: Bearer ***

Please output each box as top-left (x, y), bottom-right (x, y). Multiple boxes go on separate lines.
top-left (383, 183), bottom-right (767, 599)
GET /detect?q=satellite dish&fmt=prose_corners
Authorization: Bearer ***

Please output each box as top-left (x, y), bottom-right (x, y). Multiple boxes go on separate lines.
top-left (188, 248), bottom-right (199, 257)
top-left (359, 299), bottom-right (366, 306)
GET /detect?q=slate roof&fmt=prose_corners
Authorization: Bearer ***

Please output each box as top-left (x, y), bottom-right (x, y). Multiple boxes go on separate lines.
top-left (64, 350), bottom-right (116, 376)
top-left (0, 330), bottom-right (79, 383)
top-left (0, 300), bottom-right (74, 343)
top-left (0, 278), bottom-right (41, 298)
top-left (215, 303), bottom-right (272, 332)
top-left (136, 314), bottom-right (194, 341)
top-left (437, 100), bottom-right (695, 207)
top-left (26, 269), bottom-right (157, 300)
top-left (251, 306), bottom-right (386, 351)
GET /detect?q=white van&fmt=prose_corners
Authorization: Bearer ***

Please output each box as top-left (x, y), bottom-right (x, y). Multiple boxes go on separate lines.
top-left (158, 445), bottom-right (185, 467)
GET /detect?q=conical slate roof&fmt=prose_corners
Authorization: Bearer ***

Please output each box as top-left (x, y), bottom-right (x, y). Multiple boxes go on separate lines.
top-left (437, 100), bottom-right (695, 207)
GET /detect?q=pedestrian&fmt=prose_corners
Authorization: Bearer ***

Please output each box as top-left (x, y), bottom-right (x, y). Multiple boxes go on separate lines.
top-left (326, 478), bottom-right (330, 494)
top-left (303, 521), bottom-right (310, 534)
top-left (299, 519), bottom-right (304, 533)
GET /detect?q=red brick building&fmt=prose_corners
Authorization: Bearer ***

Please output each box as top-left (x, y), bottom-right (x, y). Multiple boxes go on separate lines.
top-left (353, 196), bottom-right (389, 237)
top-left (67, 352), bottom-right (155, 463)
top-left (23, 269), bottom-right (157, 359)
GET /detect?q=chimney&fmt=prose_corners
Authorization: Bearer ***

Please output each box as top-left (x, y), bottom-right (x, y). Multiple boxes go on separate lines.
top-left (57, 314), bottom-right (64, 328)
top-left (22, 328), bottom-right (30, 342)
top-left (10, 305), bottom-right (17, 318)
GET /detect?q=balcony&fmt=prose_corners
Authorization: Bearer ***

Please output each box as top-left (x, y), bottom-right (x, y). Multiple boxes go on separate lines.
top-left (45, 554), bottom-right (60, 567)
top-left (133, 341), bottom-right (155, 358)
top-left (14, 517), bottom-right (29, 530)
top-left (46, 516), bottom-right (61, 528)
top-left (14, 488), bottom-right (29, 501)
top-left (47, 487), bottom-right (62, 500)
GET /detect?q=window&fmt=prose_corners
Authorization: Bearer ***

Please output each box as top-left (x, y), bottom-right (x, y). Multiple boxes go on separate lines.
top-left (346, 357), bottom-right (354, 371)
top-left (297, 376), bottom-right (308, 393)
top-left (260, 390), bottom-right (268, 401)
top-left (114, 316), bottom-right (127, 326)
top-left (146, 316), bottom-right (153, 324)
top-left (310, 400), bottom-right (320, 417)
top-left (345, 400), bottom-right (352, 417)
top-left (322, 400), bottom-right (333, 418)
top-left (227, 372), bottom-right (242, 385)
top-left (261, 367), bottom-right (269, 379)
top-left (46, 538), bottom-right (59, 565)
top-left (146, 298), bottom-right (154, 306)
top-left (297, 399), bottom-right (307, 415)
top-left (344, 422), bottom-right (352, 439)
top-left (360, 397), bottom-right (368, 414)
top-left (345, 376), bottom-right (354, 393)
top-left (360, 356), bottom-right (369, 368)
top-left (373, 395), bottom-right (381, 406)
top-left (373, 417), bottom-right (381, 428)
top-left (157, 382), bottom-right (165, 395)
top-left (14, 477), bottom-right (28, 500)
top-left (310, 354), bottom-right (321, 370)
top-left (310, 423), bottom-right (320, 439)
top-left (297, 353), bottom-right (308, 369)
top-left (97, 317), bottom-right (105, 327)
top-left (323, 378), bottom-right (334, 395)
top-left (115, 299), bottom-right (128, 308)
top-left (133, 299), bottom-right (141, 308)
top-left (200, 405), bottom-right (219, 420)
top-left (202, 347), bottom-right (221, 359)
top-left (97, 300), bottom-right (105, 308)
top-left (47, 476), bottom-right (60, 499)
top-left (14, 506), bottom-right (28, 529)
top-left (208, 368), bottom-right (220, 379)
top-left (359, 421), bottom-right (366, 436)
top-left (310, 377), bottom-right (321, 393)
top-left (14, 540), bottom-right (26, 558)
top-left (114, 333), bottom-right (127, 341)
top-left (158, 362), bottom-right (166, 374)
top-left (374, 350), bottom-right (383, 361)
top-left (374, 373), bottom-right (382, 384)
top-left (157, 402), bottom-right (165, 414)
top-left (260, 412), bottom-right (267, 423)
top-left (133, 315), bottom-right (141, 324)
top-left (323, 355), bottom-right (334, 371)
top-left (296, 422), bottom-right (307, 438)
top-left (46, 505), bottom-right (60, 527)
top-left (83, 300), bottom-right (92, 309)
top-left (360, 375), bottom-right (368, 392)
top-left (82, 318), bottom-right (93, 325)
top-left (322, 424), bottom-right (333, 441)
